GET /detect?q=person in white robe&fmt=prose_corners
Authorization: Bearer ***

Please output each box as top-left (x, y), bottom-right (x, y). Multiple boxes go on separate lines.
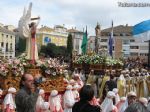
top-left (113, 88), bottom-right (120, 105)
top-left (116, 97), bottom-right (126, 112)
top-left (119, 91), bottom-right (137, 112)
top-left (101, 91), bottom-right (118, 112)
top-left (72, 84), bottom-right (79, 102)
top-left (41, 102), bottom-right (50, 112)
top-left (3, 87), bottom-right (16, 112)
top-left (36, 89), bottom-right (45, 112)
top-left (63, 85), bottom-right (75, 112)
top-left (49, 90), bottom-right (63, 112)
top-left (73, 74), bottom-right (84, 88)
top-left (139, 97), bottom-right (148, 107)
top-left (69, 79), bottom-right (76, 87)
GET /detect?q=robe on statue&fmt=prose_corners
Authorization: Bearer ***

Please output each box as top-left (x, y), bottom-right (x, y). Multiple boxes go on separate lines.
top-left (18, 3), bottom-right (39, 61)
top-left (26, 33), bottom-right (39, 60)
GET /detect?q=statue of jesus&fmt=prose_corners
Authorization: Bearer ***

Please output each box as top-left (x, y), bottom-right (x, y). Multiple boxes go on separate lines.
top-left (18, 3), bottom-right (40, 64)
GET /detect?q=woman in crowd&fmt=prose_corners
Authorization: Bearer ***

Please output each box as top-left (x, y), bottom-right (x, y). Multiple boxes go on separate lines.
top-left (72, 85), bottom-right (101, 112)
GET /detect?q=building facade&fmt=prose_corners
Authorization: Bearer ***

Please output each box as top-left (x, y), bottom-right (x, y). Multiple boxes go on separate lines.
top-left (89, 25), bottom-right (148, 61)
top-left (0, 24), bottom-right (15, 58)
top-left (67, 28), bottom-right (84, 55)
top-left (36, 25), bottom-right (68, 47)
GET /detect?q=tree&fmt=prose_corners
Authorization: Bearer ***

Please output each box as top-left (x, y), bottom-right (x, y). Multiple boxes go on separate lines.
top-left (67, 33), bottom-right (73, 57)
top-left (40, 43), bottom-right (67, 58)
top-left (16, 37), bottom-right (26, 56)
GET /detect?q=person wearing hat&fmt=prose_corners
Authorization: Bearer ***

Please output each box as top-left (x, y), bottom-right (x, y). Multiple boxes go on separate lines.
top-left (3, 87), bottom-right (16, 112)
top-left (125, 97), bottom-right (149, 112)
top-left (36, 89), bottom-right (45, 112)
top-left (86, 70), bottom-right (98, 97)
top-left (49, 90), bottom-right (63, 112)
top-left (138, 74), bottom-right (149, 98)
top-left (117, 74), bottom-right (126, 97)
top-left (73, 73), bottom-right (84, 89)
top-left (63, 70), bottom-right (70, 81)
top-left (116, 97), bottom-right (126, 112)
top-left (63, 85), bottom-right (75, 112)
top-left (98, 73), bottom-right (110, 99)
top-left (69, 79), bottom-right (76, 87)
top-left (72, 84), bottom-right (80, 102)
top-left (72, 68), bottom-right (79, 78)
top-left (101, 91), bottom-right (118, 112)
top-left (41, 102), bottom-right (50, 112)
top-left (119, 91), bottom-right (137, 112)
top-left (113, 88), bottom-right (120, 105)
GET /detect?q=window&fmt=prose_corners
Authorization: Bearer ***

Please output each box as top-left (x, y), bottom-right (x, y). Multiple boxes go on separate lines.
top-left (101, 39), bottom-right (107, 42)
top-left (6, 35), bottom-right (8, 38)
top-left (75, 39), bottom-right (79, 50)
top-left (6, 43), bottom-right (8, 52)
top-left (130, 46), bottom-right (139, 49)
top-left (101, 46), bottom-right (107, 49)
top-left (130, 52), bottom-right (138, 56)
top-left (113, 46), bottom-right (114, 50)
top-left (140, 53), bottom-right (148, 56)
top-left (124, 54), bottom-right (130, 57)
top-left (130, 39), bottom-right (135, 42)
top-left (2, 34), bottom-right (4, 37)
top-left (123, 40), bottom-right (129, 44)
top-left (120, 33), bottom-right (126, 36)
top-left (10, 36), bottom-right (12, 39)
top-left (10, 43), bottom-right (12, 50)
top-left (1, 42), bottom-right (4, 47)
top-left (140, 46), bottom-right (148, 50)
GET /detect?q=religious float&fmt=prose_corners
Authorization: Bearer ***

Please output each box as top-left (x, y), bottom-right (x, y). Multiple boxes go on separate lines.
top-left (0, 54), bottom-right (68, 92)
top-left (72, 54), bottom-right (123, 74)
top-left (0, 3), bottom-right (68, 92)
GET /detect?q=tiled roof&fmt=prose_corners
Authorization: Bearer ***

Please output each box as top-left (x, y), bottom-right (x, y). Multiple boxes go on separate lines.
top-left (67, 29), bottom-right (83, 33)
top-left (101, 25), bottom-right (133, 36)
top-left (38, 26), bottom-right (54, 32)
top-left (0, 26), bottom-right (15, 35)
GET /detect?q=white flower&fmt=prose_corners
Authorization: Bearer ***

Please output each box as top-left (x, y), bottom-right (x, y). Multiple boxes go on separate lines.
top-left (52, 72), bottom-right (56, 76)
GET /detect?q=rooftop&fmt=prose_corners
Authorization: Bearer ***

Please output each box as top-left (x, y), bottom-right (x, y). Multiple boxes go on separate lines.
top-left (38, 26), bottom-right (54, 32)
top-left (67, 28), bottom-right (83, 33)
top-left (101, 25), bottom-right (133, 36)
top-left (0, 26), bottom-right (15, 35)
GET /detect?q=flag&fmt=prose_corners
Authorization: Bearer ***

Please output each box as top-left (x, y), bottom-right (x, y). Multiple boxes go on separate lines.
top-left (108, 21), bottom-right (114, 57)
top-left (133, 19), bottom-right (150, 42)
top-left (81, 26), bottom-right (88, 54)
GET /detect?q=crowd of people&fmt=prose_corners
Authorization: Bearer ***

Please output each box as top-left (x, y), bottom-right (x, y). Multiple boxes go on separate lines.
top-left (0, 61), bottom-right (150, 112)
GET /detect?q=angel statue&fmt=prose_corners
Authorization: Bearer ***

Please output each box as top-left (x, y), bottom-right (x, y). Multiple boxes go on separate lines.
top-left (18, 2), bottom-right (40, 64)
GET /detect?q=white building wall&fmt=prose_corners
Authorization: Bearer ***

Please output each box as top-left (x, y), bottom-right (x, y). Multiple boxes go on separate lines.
top-left (0, 32), bottom-right (15, 58)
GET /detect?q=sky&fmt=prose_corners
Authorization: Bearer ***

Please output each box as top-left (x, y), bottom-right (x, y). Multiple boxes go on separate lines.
top-left (0, 0), bottom-right (150, 35)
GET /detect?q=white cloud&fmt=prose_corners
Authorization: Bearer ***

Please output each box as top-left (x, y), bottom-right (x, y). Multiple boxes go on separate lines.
top-left (0, 0), bottom-right (150, 35)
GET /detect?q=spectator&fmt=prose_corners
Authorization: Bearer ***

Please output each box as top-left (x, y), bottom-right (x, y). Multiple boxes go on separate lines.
top-left (72, 85), bottom-right (101, 112)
